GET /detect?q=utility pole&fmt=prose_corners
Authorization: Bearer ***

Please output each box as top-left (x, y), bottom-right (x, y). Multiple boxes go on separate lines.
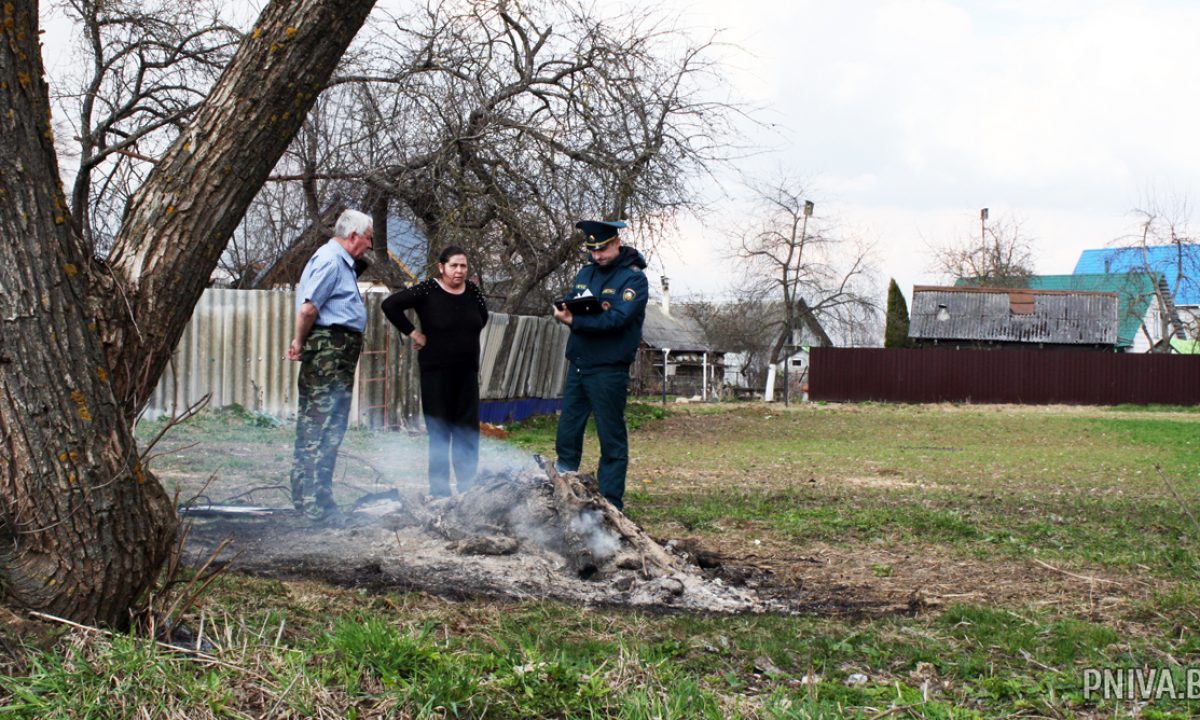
top-left (784, 200), bottom-right (814, 407)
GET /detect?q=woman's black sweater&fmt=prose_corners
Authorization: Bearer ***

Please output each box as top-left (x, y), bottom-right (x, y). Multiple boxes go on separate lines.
top-left (381, 279), bottom-right (489, 369)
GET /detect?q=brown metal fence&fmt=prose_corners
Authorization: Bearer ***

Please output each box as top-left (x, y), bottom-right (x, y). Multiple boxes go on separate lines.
top-left (810, 347), bottom-right (1200, 405)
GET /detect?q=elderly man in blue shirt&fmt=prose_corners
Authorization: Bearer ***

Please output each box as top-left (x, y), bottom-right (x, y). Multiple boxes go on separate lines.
top-left (286, 209), bottom-right (373, 521)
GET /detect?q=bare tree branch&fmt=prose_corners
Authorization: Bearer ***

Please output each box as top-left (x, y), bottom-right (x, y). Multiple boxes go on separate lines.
top-left (729, 176), bottom-right (879, 359)
top-left (55, 0), bottom-right (241, 251)
top-left (930, 211), bottom-right (1036, 288)
top-left (235, 0), bottom-right (744, 311)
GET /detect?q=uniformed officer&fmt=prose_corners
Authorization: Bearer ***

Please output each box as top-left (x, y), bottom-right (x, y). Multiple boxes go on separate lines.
top-left (551, 219), bottom-right (649, 511)
top-left (286, 208), bottom-right (373, 521)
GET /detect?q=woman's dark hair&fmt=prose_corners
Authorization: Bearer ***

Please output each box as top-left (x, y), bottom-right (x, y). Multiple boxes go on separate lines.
top-left (437, 245), bottom-right (468, 264)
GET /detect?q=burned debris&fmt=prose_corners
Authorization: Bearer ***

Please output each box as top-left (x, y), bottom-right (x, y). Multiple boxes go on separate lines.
top-left (182, 461), bottom-right (771, 614)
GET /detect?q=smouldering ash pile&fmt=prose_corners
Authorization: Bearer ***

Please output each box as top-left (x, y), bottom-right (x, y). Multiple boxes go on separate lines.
top-left (182, 464), bottom-right (769, 614)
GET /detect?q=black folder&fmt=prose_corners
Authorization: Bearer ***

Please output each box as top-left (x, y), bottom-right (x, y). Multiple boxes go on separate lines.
top-left (557, 296), bottom-right (603, 315)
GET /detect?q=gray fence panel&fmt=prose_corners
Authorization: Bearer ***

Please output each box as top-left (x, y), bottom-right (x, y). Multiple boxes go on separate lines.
top-left (478, 313), bottom-right (511, 400)
top-left (526, 319), bottom-right (566, 398)
top-left (142, 288), bottom-right (569, 426)
top-left (507, 319), bottom-right (534, 399)
top-left (485, 317), bottom-right (520, 400)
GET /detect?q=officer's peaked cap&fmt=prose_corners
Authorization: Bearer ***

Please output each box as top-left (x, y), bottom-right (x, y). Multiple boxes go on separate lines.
top-left (575, 219), bottom-right (627, 249)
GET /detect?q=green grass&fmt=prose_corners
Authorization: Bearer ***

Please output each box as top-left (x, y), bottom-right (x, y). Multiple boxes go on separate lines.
top-left (12, 401), bottom-right (1200, 717)
top-left (0, 634), bottom-right (236, 719)
top-left (1107, 403), bottom-right (1200, 414)
top-left (628, 404), bottom-right (1200, 491)
top-left (6, 592), bottom-right (1191, 718)
top-left (615, 403), bottom-right (1200, 578)
top-left (139, 403), bottom-right (289, 442)
top-left (633, 484), bottom-right (1200, 578)
top-left (506, 402), bottom-right (670, 451)
top-left (505, 412), bottom-right (559, 450)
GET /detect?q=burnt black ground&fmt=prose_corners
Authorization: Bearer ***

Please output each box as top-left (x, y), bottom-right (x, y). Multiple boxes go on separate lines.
top-left (180, 505), bottom-right (895, 617)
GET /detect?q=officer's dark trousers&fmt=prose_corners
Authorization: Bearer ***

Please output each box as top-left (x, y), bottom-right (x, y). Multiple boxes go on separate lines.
top-left (291, 326), bottom-right (362, 507)
top-left (554, 363), bottom-right (629, 510)
top-left (420, 365), bottom-right (480, 496)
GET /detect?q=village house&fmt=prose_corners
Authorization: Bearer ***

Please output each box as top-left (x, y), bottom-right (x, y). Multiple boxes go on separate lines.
top-left (1074, 245), bottom-right (1197, 343)
top-left (631, 279), bottom-right (725, 399)
top-left (909, 285), bottom-right (1119, 351)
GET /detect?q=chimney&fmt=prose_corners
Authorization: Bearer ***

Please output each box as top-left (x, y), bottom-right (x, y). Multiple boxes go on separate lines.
top-left (661, 276), bottom-right (670, 316)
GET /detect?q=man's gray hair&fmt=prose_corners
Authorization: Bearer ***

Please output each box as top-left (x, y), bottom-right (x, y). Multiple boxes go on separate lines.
top-left (334, 209), bottom-right (373, 239)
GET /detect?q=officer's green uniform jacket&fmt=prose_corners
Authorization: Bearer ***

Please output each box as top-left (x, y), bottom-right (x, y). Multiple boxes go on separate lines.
top-left (563, 246), bottom-right (649, 369)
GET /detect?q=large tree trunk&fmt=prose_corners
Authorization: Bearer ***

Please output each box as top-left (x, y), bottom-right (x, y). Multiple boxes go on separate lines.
top-left (0, 0), bottom-right (375, 626)
top-left (0, 0), bottom-right (175, 625)
top-left (99, 0), bottom-right (377, 418)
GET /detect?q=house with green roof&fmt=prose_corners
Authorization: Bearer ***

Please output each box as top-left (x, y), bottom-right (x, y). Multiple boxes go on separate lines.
top-left (1074, 246), bottom-right (1195, 341)
top-left (953, 272), bottom-right (1166, 352)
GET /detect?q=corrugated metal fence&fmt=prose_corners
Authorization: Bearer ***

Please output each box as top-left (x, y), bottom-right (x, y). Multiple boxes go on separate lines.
top-left (810, 347), bottom-right (1200, 405)
top-left (146, 288), bottom-right (569, 426)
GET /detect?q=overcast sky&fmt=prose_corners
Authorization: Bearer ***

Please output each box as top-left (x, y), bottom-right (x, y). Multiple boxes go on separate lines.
top-left (40, 0), bottom-right (1200, 308)
top-left (642, 0), bottom-right (1200, 305)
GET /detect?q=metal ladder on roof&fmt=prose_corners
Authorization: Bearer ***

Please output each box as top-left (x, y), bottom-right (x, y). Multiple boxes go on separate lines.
top-left (1157, 277), bottom-right (1189, 340)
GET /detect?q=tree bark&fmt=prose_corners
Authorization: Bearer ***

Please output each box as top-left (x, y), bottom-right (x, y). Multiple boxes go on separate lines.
top-left (0, 0), bottom-right (175, 626)
top-left (0, 0), bottom-right (375, 626)
top-left (99, 0), bottom-right (377, 419)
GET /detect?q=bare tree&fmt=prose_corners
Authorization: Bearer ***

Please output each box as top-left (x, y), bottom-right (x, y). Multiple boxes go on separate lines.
top-left (684, 297), bottom-right (778, 388)
top-left (51, 0), bottom-right (242, 252)
top-left (731, 178), bottom-right (878, 362)
top-left (231, 83), bottom-right (380, 288)
top-left (1111, 193), bottom-right (1197, 350)
top-left (219, 178), bottom-right (319, 287)
top-left (242, 0), bottom-right (738, 310)
top-left (1, 0), bottom-right (376, 626)
top-left (932, 210), bottom-right (1036, 288)
top-left (836, 297), bottom-right (885, 347)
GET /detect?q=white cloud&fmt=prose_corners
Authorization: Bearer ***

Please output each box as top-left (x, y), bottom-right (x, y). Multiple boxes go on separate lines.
top-left (645, 0), bottom-right (1200, 309)
top-left (39, 0), bottom-right (1200, 314)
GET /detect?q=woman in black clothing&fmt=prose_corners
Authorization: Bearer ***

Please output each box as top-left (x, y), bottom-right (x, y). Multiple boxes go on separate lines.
top-left (382, 246), bottom-right (489, 497)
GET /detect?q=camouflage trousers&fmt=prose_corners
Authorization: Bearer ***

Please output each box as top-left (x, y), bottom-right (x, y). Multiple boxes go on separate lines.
top-left (290, 326), bottom-right (363, 509)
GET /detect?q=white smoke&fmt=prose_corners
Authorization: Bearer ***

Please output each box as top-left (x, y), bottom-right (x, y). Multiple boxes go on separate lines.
top-left (508, 507), bottom-right (556, 551)
top-left (570, 509), bottom-right (620, 561)
top-left (341, 432), bottom-right (539, 498)
top-left (476, 436), bottom-right (541, 477)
